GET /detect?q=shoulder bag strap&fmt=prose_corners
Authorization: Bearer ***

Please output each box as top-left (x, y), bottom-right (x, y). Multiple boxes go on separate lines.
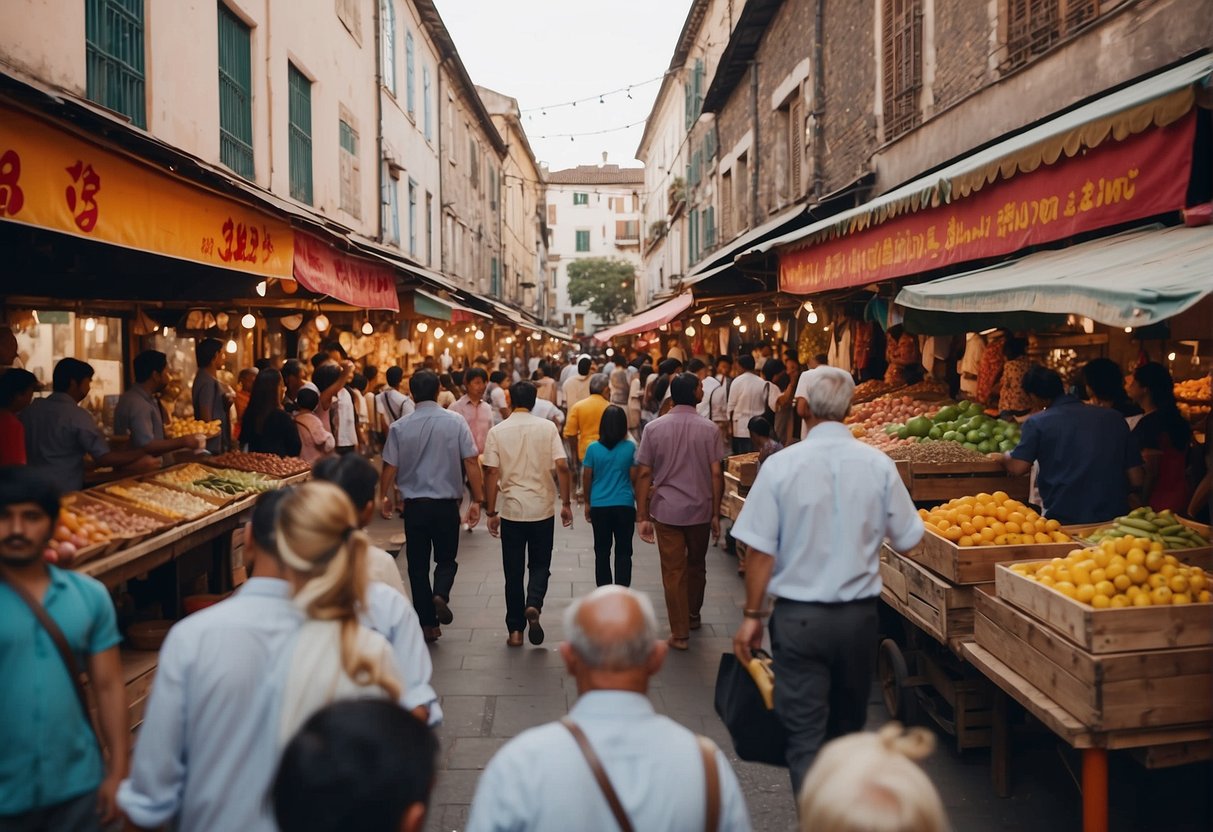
top-left (0, 571), bottom-right (98, 743)
top-left (561, 718), bottom-right (635, 832)
top-left (697, 735), bottom-right (721, 832)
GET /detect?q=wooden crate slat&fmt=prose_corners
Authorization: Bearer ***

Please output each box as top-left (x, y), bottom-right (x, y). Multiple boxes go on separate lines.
top-left (909, 529), bottom-right (1075, 584)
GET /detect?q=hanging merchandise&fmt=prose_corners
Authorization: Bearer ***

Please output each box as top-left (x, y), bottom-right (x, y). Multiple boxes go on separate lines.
top-left (828, 318), bottom-right (853, 374)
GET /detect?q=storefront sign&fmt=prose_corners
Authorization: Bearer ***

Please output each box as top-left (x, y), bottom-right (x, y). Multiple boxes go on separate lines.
top-left (293, 232), bottom-right (399, 311)
top-left (0, 105), bottom-right (294, 278)
top-left (780, 113), bottom-right (1196, 294)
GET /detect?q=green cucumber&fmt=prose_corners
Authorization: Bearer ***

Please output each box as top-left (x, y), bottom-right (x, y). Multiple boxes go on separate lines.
top-left (1162, 536), bottom-right (1194, 548)
top-left (1156, 524), bottom-right (1185, 536)
top-left (1116, 517), bottom-right (1159, 532)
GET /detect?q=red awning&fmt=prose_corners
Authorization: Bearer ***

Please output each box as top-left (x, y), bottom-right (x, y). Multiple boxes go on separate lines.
top-left (592, 293), bottom-right (693, 343)
top-left (293, 232), bottom-right (400, 311)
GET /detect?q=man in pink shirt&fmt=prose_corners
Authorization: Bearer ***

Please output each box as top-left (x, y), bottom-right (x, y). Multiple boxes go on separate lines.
top-left (635, 372), bottom-right (726, 650)
top-left (450, 367), bottom-right (495, 533)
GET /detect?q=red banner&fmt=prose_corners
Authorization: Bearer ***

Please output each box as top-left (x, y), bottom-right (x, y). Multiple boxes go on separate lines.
top-left (293, 232), bottom-right (399, 311)
top-left (780, 112), bottom-right (1196, 294)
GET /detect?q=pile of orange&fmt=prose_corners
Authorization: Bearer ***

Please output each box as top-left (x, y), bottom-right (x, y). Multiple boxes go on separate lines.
top-left (917, 491), bottom-right (1069, 548)
top-left (1010, 537), bottom-right (1211, 607)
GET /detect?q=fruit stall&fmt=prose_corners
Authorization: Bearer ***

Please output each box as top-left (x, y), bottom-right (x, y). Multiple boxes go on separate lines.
top-left (882, 494), bottom-right (1212, 832)
top-left (62, 454), bottom-right (311, 731)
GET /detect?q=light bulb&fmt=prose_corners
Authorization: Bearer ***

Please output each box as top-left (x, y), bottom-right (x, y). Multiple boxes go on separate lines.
top-left (225, 338), bottom-right (238, 354)
top-left (433, 326), bottom-right (444, 338)
top-left (416, 322), bottom-right (429, 333)
top-left (804, 301), bottom-right (814, 312)
top-left (755, 312), bottom-right (766, 324)
top-left (700, 314), bottom-right (711, 325)
top-left (772, 320), bottom-right (782, 332)
top-left (738, 324), bottom-right (748, 333)
top-left (605, 348), bottom-right (615, 357)
top-left (685, 325), bottom-right (696, 337)
top-left (474, 329), bottom-right (485, 340)
top-left (1167, 352), bottom-right (1177, 361)
top-left (659, 323), bottom-right (668, 331)
top-left (505, 336), bottom-right (514, 344)
top-left (732, 315), bottom-right (741, 327)
top-left (314, 313), bottom-right (330, 332)
top-left (447, 336), bottom-right (455, 343)
top-left (255, 281), bottom-right (267, 297)
top-left (807, 311), bottom-right (819, 324)
top-left (532, 332), bottom-right (541, 340)
top-left (361, 321), bottom-right (374, 335)
top-left (241, 312), bottom-right (256, 329)
top-left (84, 317), bottom-right (96, 332)
top-left (1124, 327), bottom-right (1133, 333)
top-left (457, 340), bottom-right (465, 349)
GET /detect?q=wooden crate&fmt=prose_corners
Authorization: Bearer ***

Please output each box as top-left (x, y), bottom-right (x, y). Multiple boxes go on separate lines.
top-left (994, 564), bottom-right (1213, 653)
top-left (1063, 518), bottom-right (1212, 571)
top-left (907, 528), bottom-right (1075, 584)
top-left (725, 453), bottom-right (760, 487)
top-left (880, 544), bottom-right (984, 645)
top-left (99, 477), bottom-right (222, 522)
top-left (975, 591), bottom-right (1213, 731)
top-left (723, 471), bottom-right (750, 498)
top-left (908, 461), bottom-right (1029, 503)
top-left (722, 492), bottom-right (746, 521)
top-left (895, 459), bottom-right (912, 492)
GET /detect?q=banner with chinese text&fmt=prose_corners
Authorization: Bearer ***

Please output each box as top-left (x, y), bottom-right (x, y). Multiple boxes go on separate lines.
top-left (0, 105), bottom-right (293, 278)
top-left (779, 112), bottom-right (1196, 294)
top-left (293, 232), bottom-right (400, 311)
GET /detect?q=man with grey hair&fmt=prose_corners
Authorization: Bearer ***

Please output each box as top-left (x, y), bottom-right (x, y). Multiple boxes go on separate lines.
top-left (732, 365), bottom-right (924, 794)
top-left (466, 587), bottom-right (751, 832)
top-left (564, 373), bottom-right (611, 500)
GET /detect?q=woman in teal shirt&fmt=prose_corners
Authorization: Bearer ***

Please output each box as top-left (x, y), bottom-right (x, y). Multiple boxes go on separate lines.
top-left (581, 406), bottom-right (638, 586)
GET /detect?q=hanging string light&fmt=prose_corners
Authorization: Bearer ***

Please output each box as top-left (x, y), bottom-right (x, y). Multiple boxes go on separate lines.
top-left (755, 311), bottom-right (766, 324)
top-left (314, 313), bottom-right (330, 333)
top-left (362, 320), bottom-right (374, 335)
top-left (685, 325), bottom-right (696, 337)
top-left (241, 312), bottom-right (256, 329)
top-left (732, 315), bottom-right (742, 327)
top-left (417, 321), bottom-right (429, 333)
top-left (700, 313), bottom-right (711, 325)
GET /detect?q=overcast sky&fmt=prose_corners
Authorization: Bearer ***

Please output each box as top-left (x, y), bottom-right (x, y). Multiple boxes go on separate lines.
top-left (432, 0), bottom-right (691, 172)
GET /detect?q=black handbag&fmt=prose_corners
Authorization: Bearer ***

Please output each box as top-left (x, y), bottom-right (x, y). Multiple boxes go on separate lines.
top-left (713, 650), bottom-right (787, 766)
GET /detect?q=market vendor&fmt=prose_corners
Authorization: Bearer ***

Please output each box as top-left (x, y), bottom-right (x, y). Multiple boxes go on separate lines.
top-left (20, 357), bottom-right (156, 490)
top-left (192, 338), bottom-right (233, 454)
top-left (996, 366), bottom-right (1143, 525)
top-left (114, 350), bottom-right (207, 458)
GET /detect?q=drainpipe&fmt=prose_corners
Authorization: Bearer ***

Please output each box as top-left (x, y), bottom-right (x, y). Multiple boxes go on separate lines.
top-left (264, 0), bottom-right (273, 187)
top-left (750, 60), bottom-right (760, 224)
top-left (373, 0), bottom-right (385, 241)
top-left (812, 0), bottom-right (825, 200)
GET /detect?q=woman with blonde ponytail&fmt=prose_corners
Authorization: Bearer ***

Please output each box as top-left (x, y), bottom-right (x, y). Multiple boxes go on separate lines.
top-left (275, 481), bottom-right (403, 744)
top-left (797, 723), bottom-right (949, 832)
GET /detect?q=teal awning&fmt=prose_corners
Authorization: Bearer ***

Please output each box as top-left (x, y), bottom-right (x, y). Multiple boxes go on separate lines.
top-left (894, 225), bottom-right (1213, 328)
top-left (411, 288), bottom-right (453, 321)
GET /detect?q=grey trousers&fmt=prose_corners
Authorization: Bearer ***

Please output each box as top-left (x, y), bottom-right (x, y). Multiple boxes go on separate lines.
top-left (770, 597), bottom-right (879, 794)
top-left (0, 791), bottom-right (101, 832)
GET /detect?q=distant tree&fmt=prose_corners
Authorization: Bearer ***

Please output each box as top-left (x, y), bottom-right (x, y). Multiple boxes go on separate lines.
top-left (566, 258), bottom-right (636, 325)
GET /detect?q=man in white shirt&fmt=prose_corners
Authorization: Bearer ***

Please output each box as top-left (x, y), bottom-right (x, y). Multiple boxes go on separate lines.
top-left (487, 371), bottom-right (511, 422)
top-left (466, 586), bottom-right (751, 832)
top-left (376, 366), bottom-right (415, 431)
top-left (561, 355), bottom-right (593, 410)
top-left (732, 367), bottom-right (924, 793)
top-left (484, 381), bottom-right (574, 647)
top-left (726, 355), bottom-right (778, 455)
top-left (699, 355), bottom-right (733, 444)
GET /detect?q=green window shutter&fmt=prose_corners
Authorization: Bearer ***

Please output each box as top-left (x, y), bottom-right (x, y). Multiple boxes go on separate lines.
top-left (407, 178), bottom-right (418, 256)
top-left (684, 79), bottom-right (693, 130)
top-left (423, 66), bottom-right (432, 140)
top-left (690, 208), bottom-right (699, 264)
top-left (693, 59), bottom-right (704, 119)
top-left (288, 64), bottom-right (313, 204)
top-left (218, 4), bottom-right (253, 178)
top-left (575, 230), bottom-right (590, 252)
top-left (86, 0), bottom-right (146, 128)
top-left (704, 206), bottom-right (715, 248)
top-left (491, 257), bottom-right (500, 295)
top-left (405, 32), bottom-right (415, 115)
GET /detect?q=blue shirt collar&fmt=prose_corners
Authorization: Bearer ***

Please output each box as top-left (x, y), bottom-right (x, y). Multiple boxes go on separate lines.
top-left (569, 689), bottom-right (656, 718)
top-left (238, 577), bottom-right (293, 599)
top-left (804, 420), bottom-right (853, 442)
top-left (415, 401), bottom-right (441, 411)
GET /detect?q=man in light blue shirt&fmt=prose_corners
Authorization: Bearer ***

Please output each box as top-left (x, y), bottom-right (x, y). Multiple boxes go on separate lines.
top-left (732, 366), bottom-right (924, 794)
top-left (379, 371), bottom-right (484, 642)
top-left (467, 586), bottom-right (751, 832)
top-left (119, 490), bottom-right (430, 832)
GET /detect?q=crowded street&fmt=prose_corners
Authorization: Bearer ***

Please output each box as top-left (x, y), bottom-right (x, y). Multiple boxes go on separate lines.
top-left (2, 1), bottom-right (1213, 831)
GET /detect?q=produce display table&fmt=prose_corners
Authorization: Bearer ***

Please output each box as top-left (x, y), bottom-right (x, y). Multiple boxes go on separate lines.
top-left (963, 641), bottom-right (1211, 832)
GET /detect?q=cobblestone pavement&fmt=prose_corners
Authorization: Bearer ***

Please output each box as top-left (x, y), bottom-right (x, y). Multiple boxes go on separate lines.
top-left (368, 512), bottom-right (1210, 832)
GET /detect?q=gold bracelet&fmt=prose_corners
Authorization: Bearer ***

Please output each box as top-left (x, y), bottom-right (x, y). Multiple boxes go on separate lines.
top-left (743, 609), bottom-right (769, 620)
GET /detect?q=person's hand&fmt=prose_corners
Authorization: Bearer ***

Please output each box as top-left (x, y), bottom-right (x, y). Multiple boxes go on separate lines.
top-left (584, 504), bottom-right (592, 524)
top-left (561, 504), bottom-right (574, 528)
top-left (733, 617), bottom-right (764, 666)
top-left (638, 520), bottom-right (656, 544)
top-left (342, 360), bottom-right (356, 379)
top-left (711, 515), bottom-right (722, 541)
top-left (186, 433), bottom-right (207, 450)
top-left (488, 515), bottom-right (501, 537)
top-left (381, 495), bottom-right (394, 520)
top-left (96, 772), bottom-right (123, 824)
top-left (465, 503), bottom-right (481, 528)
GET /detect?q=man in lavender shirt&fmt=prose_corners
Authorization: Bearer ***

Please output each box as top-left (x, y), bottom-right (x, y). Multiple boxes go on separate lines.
top-left (636, 373), bottom-right (726, 650)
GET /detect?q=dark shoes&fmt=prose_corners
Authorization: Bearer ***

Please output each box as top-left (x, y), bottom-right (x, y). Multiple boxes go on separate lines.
top-left (423, 626), bottom-right (442, 643)
top-left (433, 595), bottom-right (454, 625)
top-left (525, 606), bottom-right (545, 645)
top-left (689, 614), bottom-right (702, 631)
top-left (507, 631), bottom-right (524, 647)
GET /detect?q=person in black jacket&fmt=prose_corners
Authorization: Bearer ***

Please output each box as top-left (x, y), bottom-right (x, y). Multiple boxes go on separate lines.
top-left (240, 368), bottom-right (303, 457)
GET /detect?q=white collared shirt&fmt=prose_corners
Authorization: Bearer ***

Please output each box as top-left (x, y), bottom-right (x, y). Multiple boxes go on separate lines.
top-left (332, 387), bottom-right (357, 446)
top-left (466, 690), bottom-right (751, 832)
top-left (726, 372), bottom-right (777, 437)
top-left (732, 421), bottom-right (924, 603)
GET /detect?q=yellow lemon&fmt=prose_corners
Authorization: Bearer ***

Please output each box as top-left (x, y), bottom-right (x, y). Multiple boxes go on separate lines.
top-left (1091, 594), bottom-right (1111, 609)
top-left (1044, 519), bottom-right (1061, 532)
top-left (1092, 550), bottom-right (1110, 569)
top-left (1189, 574), bottom-right (1207, 593)
top-left (1094, 580), bottom-right (1116, 598)
top-left (1109, 594), bottom-right (1129, 608)
top-left (1132, 592), bottom-right (1153, 607)
top-left (1038, 575), bottom-right (1056, 587)
top-left (1149, 586), bottom-right (1173, 605)
top-left (1053, 581), bottom-right (1077, 599)
top-left (1090, 568), bottom-right (1107, 584)
top-left (1112, 574), bottom-right (1132, 592)
top-left (1199, 590), bottom-right (1211, 603)
top-left (1126, 548), bottom-right (1146, 566)
top-left (1105, 561), bottom-right (1126, 580)
top-left (1126, 564), bottom-right (1150, 585)
top-left (1147, 574), bottom-right (1168, 590)
top-left (1160, 564), bottom-right (1177, 579)
top-left (1070, 566), bottom-right (1092, 586)
top-left (1075, 584), bottom-right (1097, 604)
top-left (958, 536), bottom-right (975, 548)
top-left (1145, 551), bottom-right (1165, 572)
top-left (1172, 592), bottom-right (1192, 605)
top-left (992, 490), bottom-right (1010, 503)
top-left (979, 527), bottom-right (997, 544)
top-left (1169, 575), bottom-right (1189, 594)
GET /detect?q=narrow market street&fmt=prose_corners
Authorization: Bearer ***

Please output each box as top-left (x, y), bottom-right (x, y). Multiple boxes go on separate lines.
top-left (365, 510), bottom-right (1205, 832)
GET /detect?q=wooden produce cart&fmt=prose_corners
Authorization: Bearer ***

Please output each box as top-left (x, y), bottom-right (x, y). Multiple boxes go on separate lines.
top-left (74, 463), bottom-right (309, 731)
top-left (966, 563), bottom-right (1213, 832)
top-left (906, 460), bottom-right (1029, 505)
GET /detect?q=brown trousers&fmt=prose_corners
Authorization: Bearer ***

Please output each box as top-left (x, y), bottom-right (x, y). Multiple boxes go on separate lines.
top-left (654, 521), bottom-right (711, 638)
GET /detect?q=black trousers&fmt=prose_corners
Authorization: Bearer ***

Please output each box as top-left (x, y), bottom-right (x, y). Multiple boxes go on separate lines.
top-left (589, 505), bottom-right (636, 586)
top-left (500, 517), bottom-right (555, 632)
top-left (770, 597), bottom-right (878, 793)
top-left (403, 499), bottom-right (461, 627)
